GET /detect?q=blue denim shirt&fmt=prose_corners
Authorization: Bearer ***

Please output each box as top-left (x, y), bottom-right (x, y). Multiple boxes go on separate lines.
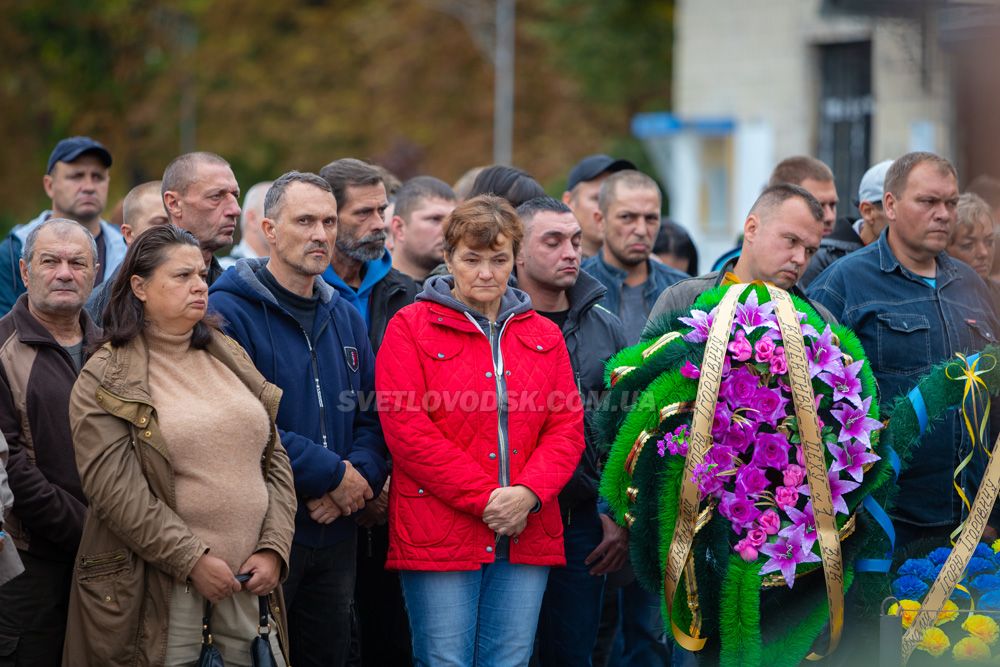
top-left (808, 230), bottom-right (999, 527)
top-left (581, 253), bottom-right (688, 330)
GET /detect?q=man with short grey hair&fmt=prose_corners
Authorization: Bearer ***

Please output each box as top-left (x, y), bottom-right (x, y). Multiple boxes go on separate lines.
top-left (0, 218), bottom-right (100, 666)
top-left (562, 154), bottom-right (636, 259)
top-left (162, 151), bottom-right (242, 286)
top-left (210, 171), bottom-right (387, 667)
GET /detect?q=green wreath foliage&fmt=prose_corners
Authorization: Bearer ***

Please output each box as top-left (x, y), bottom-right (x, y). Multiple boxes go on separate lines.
top-left (596, 284), bottom-right (896, 666)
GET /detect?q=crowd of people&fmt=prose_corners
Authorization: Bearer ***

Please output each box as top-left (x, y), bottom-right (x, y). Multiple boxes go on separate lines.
top-left (0, 134), bottom-right (997, 667)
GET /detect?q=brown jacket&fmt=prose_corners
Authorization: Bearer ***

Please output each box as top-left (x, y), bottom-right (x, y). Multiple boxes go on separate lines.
top-left (0, 294), bottom-right (100, 558)
top-left (62, 330), bottom-right (296, 667)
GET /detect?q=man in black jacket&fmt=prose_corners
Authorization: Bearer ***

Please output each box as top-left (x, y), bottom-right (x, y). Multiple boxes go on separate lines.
top-left (514, 196), bottom-right (629, 666)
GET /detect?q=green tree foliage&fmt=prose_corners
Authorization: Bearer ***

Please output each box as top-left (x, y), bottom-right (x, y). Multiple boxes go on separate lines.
top-left (0, 0), bottom-right (673, 235)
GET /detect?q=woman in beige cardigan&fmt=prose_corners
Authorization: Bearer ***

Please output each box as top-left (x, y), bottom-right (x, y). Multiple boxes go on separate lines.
top-left (64, 225), bottom-right (296, 666)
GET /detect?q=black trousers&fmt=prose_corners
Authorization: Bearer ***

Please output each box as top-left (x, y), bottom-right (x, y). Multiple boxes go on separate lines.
top-left (0, 550), bottom-right (73, 667)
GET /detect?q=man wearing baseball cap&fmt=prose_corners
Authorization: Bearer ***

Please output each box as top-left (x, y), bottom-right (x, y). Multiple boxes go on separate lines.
top-left (0, 136), bottom-right (125, 317)
top-left (799, 159), bottom-right (893, 287)
top-left (562, 153), bottom-right (636, 259)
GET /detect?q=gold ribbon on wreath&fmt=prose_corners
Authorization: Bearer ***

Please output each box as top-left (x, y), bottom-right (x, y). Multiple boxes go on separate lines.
top-left (765, 284), bottom-right (844, 660)
top-left (663, 283), bottom-right (845, 657)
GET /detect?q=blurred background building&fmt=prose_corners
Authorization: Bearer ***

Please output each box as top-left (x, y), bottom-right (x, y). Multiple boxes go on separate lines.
top-left (636, 0), bottom-right (1000, 265)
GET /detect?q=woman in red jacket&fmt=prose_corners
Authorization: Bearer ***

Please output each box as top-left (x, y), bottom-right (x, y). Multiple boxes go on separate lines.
top-left (376, 195), bottom-right (585, 666)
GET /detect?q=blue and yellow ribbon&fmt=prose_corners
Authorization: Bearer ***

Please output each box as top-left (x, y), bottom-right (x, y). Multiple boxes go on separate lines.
top-left (945, 352), bottom-right (996, 544)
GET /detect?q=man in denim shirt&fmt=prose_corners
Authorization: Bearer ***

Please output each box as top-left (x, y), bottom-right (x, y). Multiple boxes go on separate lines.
top-left (581, 170), bottom-right (688, 345)
top-left (808, 152), bottom-right (1000, 547)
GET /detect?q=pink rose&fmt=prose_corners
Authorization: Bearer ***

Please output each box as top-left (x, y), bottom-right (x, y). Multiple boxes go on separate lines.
top-left (775, 485), bottom-right (799, 509)
top-left (769, 348), bottom-right (788, 375)
top-left (754, 336), bottom-right (776, 363)
top-left (783, 464), bottom-right (806, 487)
top-left (747, 528), bottom-right (768, 547)
top-left (735, 538), bottom-right (758, 562)
top-left (758, 509), bottom-right (780, 535)
top-left (728, 330), bottom-right (752, 362)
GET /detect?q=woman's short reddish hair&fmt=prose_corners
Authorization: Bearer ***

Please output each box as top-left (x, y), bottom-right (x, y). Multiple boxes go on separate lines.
top-left (443, 194), bottom-right (524, 258)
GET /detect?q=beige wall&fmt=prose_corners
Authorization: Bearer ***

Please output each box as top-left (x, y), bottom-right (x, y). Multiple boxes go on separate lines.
top-left (674, 0), bottom-right (953, 163)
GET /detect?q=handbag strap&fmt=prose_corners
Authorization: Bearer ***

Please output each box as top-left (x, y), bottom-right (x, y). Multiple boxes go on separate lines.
top-left (202, 599), bottom-right (214, 645)
top-left (257, 595), bottom-right (270, 637)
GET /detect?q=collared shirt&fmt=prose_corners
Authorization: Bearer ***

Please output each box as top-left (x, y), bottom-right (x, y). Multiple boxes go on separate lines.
top-left (808, 229), bottom-right (999, 527)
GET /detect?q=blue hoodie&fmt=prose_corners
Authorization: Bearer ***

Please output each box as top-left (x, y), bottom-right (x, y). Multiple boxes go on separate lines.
top-left (321, 251), bottom-right (393, 327)
top-left (209, 258), bottom-right (388, 548)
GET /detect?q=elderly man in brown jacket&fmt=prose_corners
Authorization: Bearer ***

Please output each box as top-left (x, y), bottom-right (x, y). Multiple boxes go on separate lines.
top-left (0, 219), bottom-right (100, 666)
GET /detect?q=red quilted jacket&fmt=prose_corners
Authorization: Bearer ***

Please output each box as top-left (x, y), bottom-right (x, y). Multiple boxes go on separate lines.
top-left (375, 299), bottom-right (585, 571)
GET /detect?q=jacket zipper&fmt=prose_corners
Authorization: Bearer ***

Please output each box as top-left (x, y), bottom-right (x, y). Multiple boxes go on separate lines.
top-left (491, 321), bottom-right (510, 489)
top-left (302, 330), bottom-right (329, 449)
top-left (79, 551), bottom-right (126, 568)
top-left (465, 312), bottom-right (515, 551)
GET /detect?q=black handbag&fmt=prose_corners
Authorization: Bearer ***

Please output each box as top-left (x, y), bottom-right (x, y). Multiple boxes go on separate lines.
top-left (194, 595), bottom-right (279, 667)
top-left (195, 599), bottom-right (225, 667)
top-left (250, 595), bottom-right (279, 667)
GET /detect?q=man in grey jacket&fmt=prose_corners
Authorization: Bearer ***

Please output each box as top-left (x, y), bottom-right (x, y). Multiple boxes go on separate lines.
top-left (646, 183), bottom-right (835, 330)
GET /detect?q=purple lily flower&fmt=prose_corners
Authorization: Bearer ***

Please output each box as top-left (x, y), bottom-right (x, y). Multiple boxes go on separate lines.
top-left (734, 290), bottom-right (779, 334)
top-left (758, 523), bottom-right (821, 588)
top-left (797, 311), bottom-right (820, 339)
top-left (828, 440), bottom-right (880, 483)
top-left (679, 308), bottom-right (715, 343)
top-left (831, 395), bottom-right (883, 448)
top-left (781, 503), bottom-right (817, 542)
top-left (806, 325), bottom-right (843, 378)
top-left (797, 471), bottom-right (860, 515)
top-left (818, 360), bottom-right (865, 408)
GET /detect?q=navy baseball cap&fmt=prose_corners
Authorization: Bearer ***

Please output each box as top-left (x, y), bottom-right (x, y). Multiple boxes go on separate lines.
top-left (46, 136), bottom-right (112, 174)
top-left (565, 154), bottom-right (636, 192)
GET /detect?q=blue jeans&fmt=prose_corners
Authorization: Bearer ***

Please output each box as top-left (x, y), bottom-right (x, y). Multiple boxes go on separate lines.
top-left (535, 503), bottom-right (605, 666)
top-left (400, 561), bottom-right (550, 667)
top-left (282, 533), bottom-right (358, 667)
